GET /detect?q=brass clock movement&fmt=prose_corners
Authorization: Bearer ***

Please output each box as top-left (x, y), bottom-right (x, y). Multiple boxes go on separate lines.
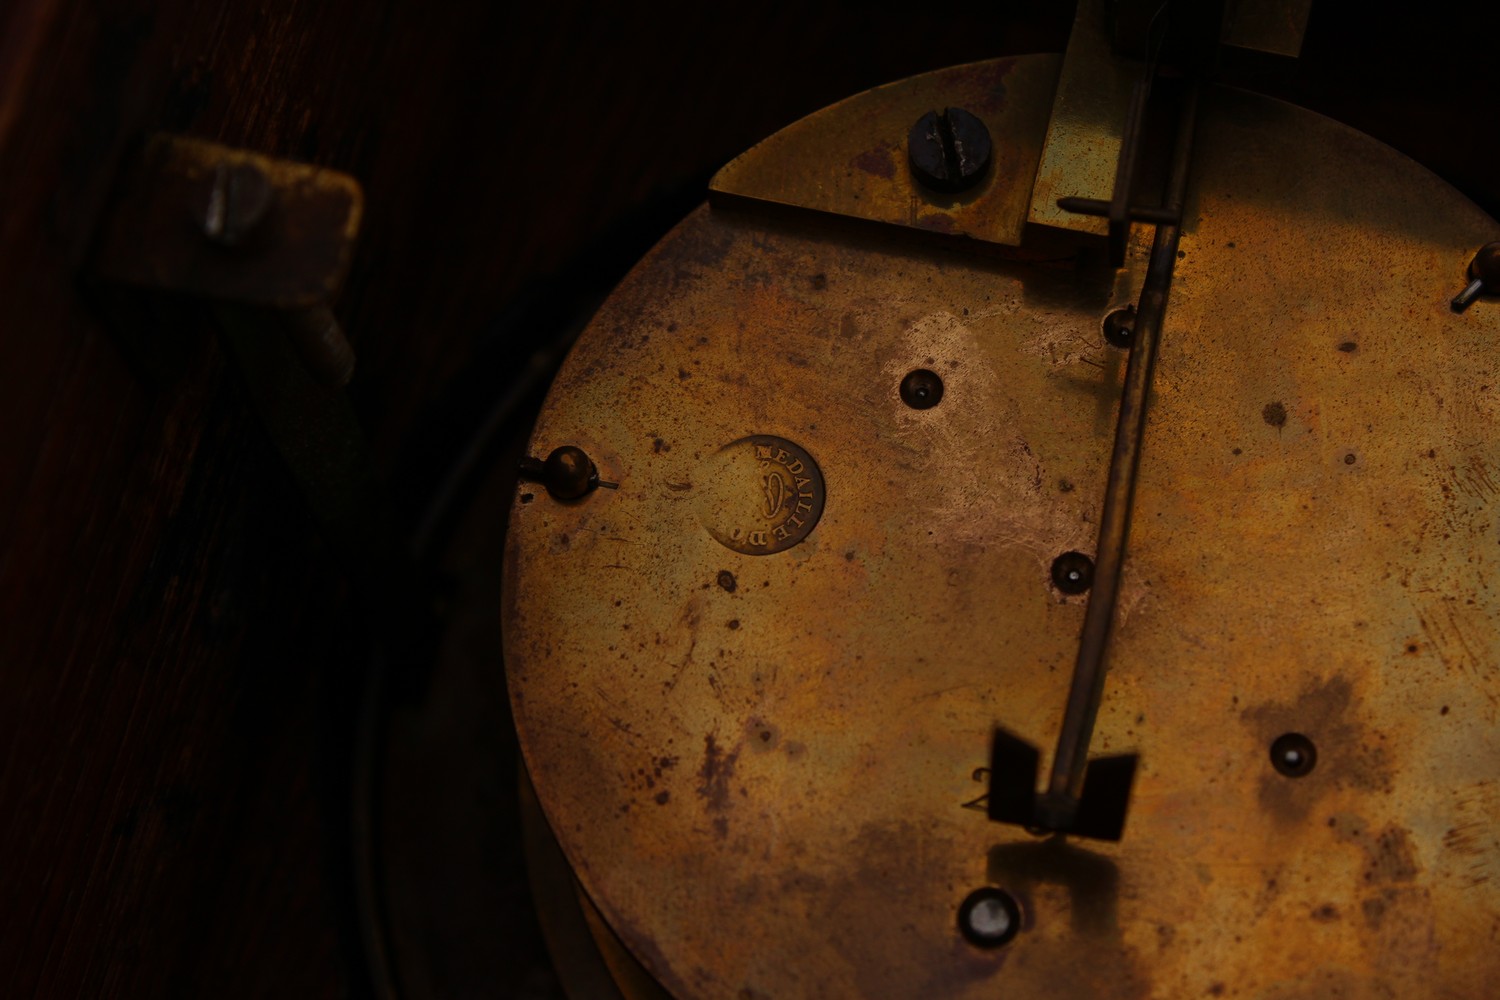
top-left (502, 3), bottom-right (1500, 995)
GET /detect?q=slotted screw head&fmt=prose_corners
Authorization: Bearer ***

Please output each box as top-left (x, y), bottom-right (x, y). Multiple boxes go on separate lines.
top-left (908, 107), bottom-right (993, 194)
top-left (201, 161), bottom-right (274, 247)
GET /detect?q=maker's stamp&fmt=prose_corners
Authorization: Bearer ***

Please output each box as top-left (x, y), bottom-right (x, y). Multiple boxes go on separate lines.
top-left (699, 435), bottom-right (825, 555)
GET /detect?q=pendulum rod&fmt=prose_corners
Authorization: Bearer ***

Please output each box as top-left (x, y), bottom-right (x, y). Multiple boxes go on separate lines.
top-left (1037, 84), bottom-right (1199, 831)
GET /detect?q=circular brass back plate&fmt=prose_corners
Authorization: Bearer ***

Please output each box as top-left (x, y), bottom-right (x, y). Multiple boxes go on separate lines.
top-left (504, 66), bottom-right (1500, 999)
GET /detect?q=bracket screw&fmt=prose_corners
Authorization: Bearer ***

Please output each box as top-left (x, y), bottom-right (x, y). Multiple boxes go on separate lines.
top-left (201, 161), bottom-right (275, 247)
top-left (908, 107), bottom-right (992, 194)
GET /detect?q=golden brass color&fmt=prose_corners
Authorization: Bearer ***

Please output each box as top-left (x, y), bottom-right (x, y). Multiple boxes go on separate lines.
top-left (504, 56), bottom-right (1500, 999)
top-left (1027, 0), bottom-right (1134, 238)
top-left (710, 57), bottom-right (1060, 248)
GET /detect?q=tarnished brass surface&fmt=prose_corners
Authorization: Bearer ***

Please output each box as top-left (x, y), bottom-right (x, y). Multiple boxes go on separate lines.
top-left (1027, 0), bottom-right (1134, 237)
top-left (521, 765), bottom-right (669, 1000)
top-left (709, 56), bottom-right (1060, 248)
top-left (505, 75), bottom-right (1500, 998)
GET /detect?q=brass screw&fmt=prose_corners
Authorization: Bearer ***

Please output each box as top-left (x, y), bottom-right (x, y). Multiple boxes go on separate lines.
top-left (519, 446), bottom-right (617, 500)
top-left (1451, 241), bottom-right (1500, 312)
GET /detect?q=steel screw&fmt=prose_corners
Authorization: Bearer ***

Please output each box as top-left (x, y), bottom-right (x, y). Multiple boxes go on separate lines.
top-left (1451, 242), bottom-right (1500, 312)
top-left (202, 161), bottom-right (274, 247)
top-left (957, 887), bottom-right (1022, 948)
top-left (908, 107), bottom-right (993, 194)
